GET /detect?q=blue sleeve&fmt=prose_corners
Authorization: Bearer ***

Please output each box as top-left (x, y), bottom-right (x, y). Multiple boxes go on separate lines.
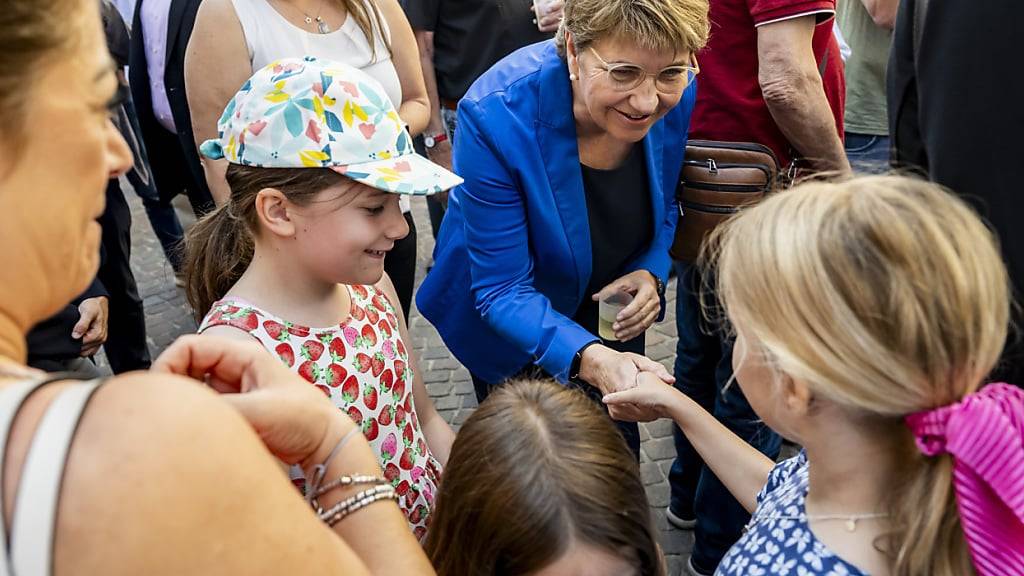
top-left (455, 99), bottom-right (599, 381)
top-left (624, 81), bottom-right (696, 318)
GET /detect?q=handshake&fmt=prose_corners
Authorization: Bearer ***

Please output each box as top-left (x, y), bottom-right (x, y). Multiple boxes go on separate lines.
top-left (577, 344), bottom-right (679, 423)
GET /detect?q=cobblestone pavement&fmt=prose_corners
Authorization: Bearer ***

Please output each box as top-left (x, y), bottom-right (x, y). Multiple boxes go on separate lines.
top-left (119, 190), bottom-right (695, 574)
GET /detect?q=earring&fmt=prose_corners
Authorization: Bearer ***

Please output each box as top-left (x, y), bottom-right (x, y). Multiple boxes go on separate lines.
top-left (569, 73), bottom-right (577, 81)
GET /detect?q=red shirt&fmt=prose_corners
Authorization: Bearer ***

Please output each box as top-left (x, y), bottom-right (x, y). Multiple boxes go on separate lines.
top-left (689, 0), bottom-right (845, 168)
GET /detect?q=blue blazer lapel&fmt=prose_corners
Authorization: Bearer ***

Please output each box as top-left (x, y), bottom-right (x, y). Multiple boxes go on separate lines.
top-left (535, 45), bottom-right (592, 304)
top-left (642, 121), bottom-right (665, 245)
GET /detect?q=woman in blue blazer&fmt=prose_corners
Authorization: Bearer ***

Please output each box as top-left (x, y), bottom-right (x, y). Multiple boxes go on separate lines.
top-left (417, 0), bottom-right (710, 453)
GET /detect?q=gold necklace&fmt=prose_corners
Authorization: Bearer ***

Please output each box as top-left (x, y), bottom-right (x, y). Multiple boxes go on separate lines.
top-left (747, 512), bottom-right (888, 533)
top-left (276, 0), bottom-right (331, 33)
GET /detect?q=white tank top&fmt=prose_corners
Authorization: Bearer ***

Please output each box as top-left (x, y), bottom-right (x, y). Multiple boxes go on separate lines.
top-left (229, 0), bottom-right (409, 211)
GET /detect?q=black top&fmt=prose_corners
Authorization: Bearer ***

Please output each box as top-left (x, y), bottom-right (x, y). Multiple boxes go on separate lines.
top-left (572, 145), bottom-right (652, 354)
top-left (401, 0), bottom-right (552, 101)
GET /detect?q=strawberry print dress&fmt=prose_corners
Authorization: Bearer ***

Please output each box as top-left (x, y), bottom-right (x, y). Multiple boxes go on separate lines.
top-left (198, 284), bottom-right (441, 539)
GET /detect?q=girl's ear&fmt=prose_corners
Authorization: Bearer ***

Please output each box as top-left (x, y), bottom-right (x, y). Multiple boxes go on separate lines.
top-left (780, 373), bottom-right (813, 417)
top-left (254, 187), bottom-right (296, 238)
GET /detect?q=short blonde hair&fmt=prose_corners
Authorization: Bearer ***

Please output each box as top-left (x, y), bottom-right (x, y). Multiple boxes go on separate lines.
top-left (709, 175), bottom-right (1011, 576)
top-left (555, 0), bottom-right (709, 58)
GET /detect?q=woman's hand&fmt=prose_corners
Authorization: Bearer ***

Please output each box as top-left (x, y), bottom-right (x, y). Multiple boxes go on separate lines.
top-left (592, 270), bottom-right (662, 341)
top-left (579, 344), bottom-right (674, 397)
top-left (152, 335), bottom-right (357, 470)
top-left (602, 371), bottom-right (684, 423)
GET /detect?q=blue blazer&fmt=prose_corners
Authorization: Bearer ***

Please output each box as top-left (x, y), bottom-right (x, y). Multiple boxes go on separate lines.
top-left (416, 41), bottom-right (695, 384)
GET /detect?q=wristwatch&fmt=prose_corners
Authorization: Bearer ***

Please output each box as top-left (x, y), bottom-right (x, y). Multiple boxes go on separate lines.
top-left (423, 132), bottom-right (448, 148)
top-left (647, 271), bottom-right (666, 297)
top-left (569, 341), bottom-right (600, 384)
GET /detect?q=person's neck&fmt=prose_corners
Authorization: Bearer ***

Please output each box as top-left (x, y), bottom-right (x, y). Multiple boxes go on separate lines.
top-left (802, 407), bottom-right (903, 516)
top-left (229, 241), bottom-right (350, 327)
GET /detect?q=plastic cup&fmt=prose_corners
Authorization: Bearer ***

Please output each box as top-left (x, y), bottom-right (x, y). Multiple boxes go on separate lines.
top-left (599, 291), bottom-right (633, 341)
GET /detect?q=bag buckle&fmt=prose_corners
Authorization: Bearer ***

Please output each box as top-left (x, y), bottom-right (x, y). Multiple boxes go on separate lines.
top-left (707, 158), bottom-right (718, 174)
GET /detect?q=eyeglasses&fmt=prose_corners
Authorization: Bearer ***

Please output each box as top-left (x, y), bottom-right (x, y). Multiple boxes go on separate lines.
top-left (587, 47), bottom-right (699, 93)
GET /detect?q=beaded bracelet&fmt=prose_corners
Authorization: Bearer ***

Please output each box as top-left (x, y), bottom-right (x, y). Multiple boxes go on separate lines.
top-left (312, 474), bottom-right (388, 502)
top-left (319, 484), bottom-right (398, 527)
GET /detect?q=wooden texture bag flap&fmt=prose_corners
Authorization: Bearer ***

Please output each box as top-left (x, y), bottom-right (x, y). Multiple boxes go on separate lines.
top-left (670, 140), bottom-right (780, 262)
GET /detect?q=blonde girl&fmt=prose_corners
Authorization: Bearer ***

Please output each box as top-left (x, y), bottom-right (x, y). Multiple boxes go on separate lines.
top-left (605, 176), bottom-right (1023, 576)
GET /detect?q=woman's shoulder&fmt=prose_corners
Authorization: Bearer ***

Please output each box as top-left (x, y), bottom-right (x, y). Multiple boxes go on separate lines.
top-left (463, 41), bottom-right (554, 108)
top-left (14, 372), bottom-right (349, 573)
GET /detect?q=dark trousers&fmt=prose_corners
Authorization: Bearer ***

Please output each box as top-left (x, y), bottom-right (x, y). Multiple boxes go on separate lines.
top-left (122, 94), bottom-right (185, 272)
top-left (471, 366), bottom-right (642, 460)
top-left (669, 261), bottom-right (781, 571)
top-left (98, 180), bottom-right (152, 373)
top-left (384, 212), bottom-right (417, 323)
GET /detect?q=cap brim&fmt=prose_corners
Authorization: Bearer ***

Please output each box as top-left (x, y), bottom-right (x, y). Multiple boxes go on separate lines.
top-left (330, 153), bottom-right (463, 196)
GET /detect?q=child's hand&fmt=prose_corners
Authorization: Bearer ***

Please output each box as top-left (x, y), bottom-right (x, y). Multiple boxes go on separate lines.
top-left (602, 371), bottom-right (681, 423)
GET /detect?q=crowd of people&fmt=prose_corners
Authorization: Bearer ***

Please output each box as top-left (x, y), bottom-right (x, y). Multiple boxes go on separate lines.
top-left (1, 0), bottom-right (1022, 574)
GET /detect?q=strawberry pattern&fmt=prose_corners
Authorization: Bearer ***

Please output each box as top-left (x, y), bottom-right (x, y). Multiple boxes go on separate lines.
top-left (199, 285), bottom-right (441, 539)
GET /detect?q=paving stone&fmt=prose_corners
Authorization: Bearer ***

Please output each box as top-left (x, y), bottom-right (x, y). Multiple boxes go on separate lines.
top-left (647, 418), bottom-right (676, 439)
top-left (422, 369), bottom-right (452, 384)
top-left (646, 482), bottom-right (670, 507)
top-left (643, 436), bottom-right (678, 461)
top-left (426, 381), bottom-right (453, 398)
top-left (426, 357), bottom-right (460, 371)
top-left (640, 462), bottom-right (664, 486)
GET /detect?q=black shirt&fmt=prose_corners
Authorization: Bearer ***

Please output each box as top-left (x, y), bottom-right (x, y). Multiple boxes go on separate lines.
top-left (889, 0), bottom-right (1023, 381)
top-left (572, 145), bottom-right (652, 354)
top-left (401, 0), bottom-right (552, 100)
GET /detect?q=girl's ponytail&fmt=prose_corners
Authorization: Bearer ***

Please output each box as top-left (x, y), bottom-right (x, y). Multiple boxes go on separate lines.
top-left (183, 203), bottom-right (254, 322)
top-left (888, 442), bottom-right (973, 576)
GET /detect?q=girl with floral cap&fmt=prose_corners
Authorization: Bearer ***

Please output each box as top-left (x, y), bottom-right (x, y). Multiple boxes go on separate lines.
top-left (184, 56), bottom-right (462, 539)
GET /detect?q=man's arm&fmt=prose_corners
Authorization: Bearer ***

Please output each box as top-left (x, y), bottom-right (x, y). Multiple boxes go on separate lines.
top-left (413, 29), bottom-right (453, 205)
top-left (414, 30), bottom-right (447, 142)
top-left (757, 15), bottom-right (851, 174)
top-left (860, 0), bottom-right (899, 29)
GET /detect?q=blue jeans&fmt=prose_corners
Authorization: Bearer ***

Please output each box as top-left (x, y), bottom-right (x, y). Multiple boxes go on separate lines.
top-left (426, 107), bottom-right (459, 238)
top-left (844, 133), bottom-right (890, 174)
top-left (669, 261), bottom-right (781, 571)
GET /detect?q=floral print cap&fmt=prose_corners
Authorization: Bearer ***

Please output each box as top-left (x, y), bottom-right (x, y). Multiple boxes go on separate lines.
top-left (200, 56), bottom-right (463, 196)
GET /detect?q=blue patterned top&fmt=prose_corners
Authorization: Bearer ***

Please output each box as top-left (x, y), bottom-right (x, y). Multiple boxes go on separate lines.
top-left (716, 452), bottom-right (869, 576)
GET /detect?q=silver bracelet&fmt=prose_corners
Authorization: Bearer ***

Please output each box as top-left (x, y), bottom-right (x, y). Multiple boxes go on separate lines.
top-left (305, 426), bottom-right (361, 505)
top-left (319, 483), bottom-right (398, 527)
top-left (311, 474), bottom-right (388, 506)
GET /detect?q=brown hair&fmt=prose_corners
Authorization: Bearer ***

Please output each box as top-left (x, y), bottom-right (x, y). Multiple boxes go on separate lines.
top-left (555, 0), bottom-right (709, 58)
top-left (708, 176), bottom-right (1010, 576)
top-left (425, 380), bottom-right (664, 576)
top-left (0, 0), bottom-right (84, 151)
top-left (183, 164), bottom-right (344, 320)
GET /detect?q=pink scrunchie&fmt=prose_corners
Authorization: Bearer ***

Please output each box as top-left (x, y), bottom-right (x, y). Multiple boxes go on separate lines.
top-left (905, 383), bottom-right (1024, 576)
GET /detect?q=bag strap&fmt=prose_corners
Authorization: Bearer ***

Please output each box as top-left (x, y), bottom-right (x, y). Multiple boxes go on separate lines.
top-left (6, 377), bottom-right (105, 576)
top-left (0, 374), bottom-right (84, 576)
